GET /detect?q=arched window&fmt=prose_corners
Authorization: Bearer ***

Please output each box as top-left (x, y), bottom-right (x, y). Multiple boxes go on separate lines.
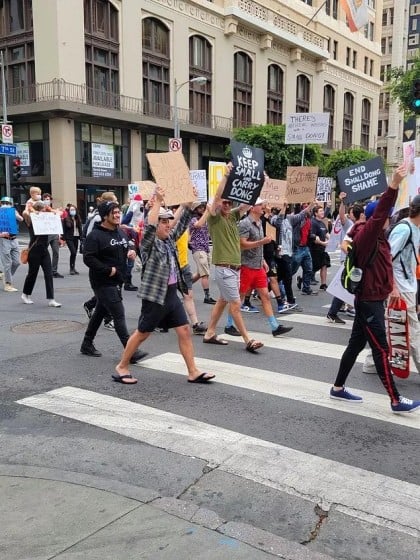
top-left (343, 92), bottom-right (354, 148)
top-left (296, 74), bottom-right (310, 113)
top-left (323, 85), bottom-right (335, 148)
top-left (361, 99), bottom-right (371, 149)
top-left (189, 35), bottom-right (212, 127)
top-left (267, 64), bottom-right (284, 125)
top-left (233, 52), bottom-right (252, 127)
top-left (84, 0), bottom-right (120, 108)
top-left (0, 0), bottom-right (34, 105)
top-left (142, 17), bottom-right (170, 118)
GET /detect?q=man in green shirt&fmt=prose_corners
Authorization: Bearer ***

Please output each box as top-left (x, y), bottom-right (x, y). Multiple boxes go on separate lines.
top-left (203, 165), bottom-right (264, 353)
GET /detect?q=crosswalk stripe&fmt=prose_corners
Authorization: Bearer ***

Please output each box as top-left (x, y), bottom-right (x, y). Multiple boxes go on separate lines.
top-left (138, 353), bottom-right (420, 430)
top-left (16, 386), bottom-right (420, 536)
top-left (274, 313), bottom-right (352, 329)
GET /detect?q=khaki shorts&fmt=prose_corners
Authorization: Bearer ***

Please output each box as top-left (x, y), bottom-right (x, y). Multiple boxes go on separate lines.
top-left (193, 250), bottom-right (211, 277)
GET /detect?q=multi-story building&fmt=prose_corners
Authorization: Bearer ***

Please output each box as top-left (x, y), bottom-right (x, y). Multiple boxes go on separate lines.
top-left (0, 0), bottom-right (383, 215)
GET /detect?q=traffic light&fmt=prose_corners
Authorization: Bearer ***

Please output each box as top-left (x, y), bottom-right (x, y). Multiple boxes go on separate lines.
top-left (411, 78), bottom-right (420, 114)
top-left (12, 157), bottom-right (21, 180)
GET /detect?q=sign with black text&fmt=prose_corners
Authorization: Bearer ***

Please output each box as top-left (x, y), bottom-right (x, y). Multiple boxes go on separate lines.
top-left (222, 141), bottom-right (264, 205)
top-left (336, 157), bottom-right (388, 204)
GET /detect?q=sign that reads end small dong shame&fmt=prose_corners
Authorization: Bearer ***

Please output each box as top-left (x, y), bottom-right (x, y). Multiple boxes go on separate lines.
top-left (336, 156), bottom-right (388, 204)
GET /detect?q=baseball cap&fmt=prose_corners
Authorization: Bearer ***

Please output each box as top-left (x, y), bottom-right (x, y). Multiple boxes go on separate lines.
top-left (253, 197), bottom-right (266, 206)
top-left (364, 200), bottom-right (394, 220)
top-left (98, 201), bottom-right (119, 220)
top-left (133, 194), bottom-right (143, 203)
top-left (0, 196), bottom-right (13, 204)
top-left (158, 207), bottom-right (174, 220)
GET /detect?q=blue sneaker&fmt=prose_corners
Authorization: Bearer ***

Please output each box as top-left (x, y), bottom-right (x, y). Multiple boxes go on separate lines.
top-left (241, 304), bottom-right (259, 313)
top-left (391, 397), bottom-right (420, 414)
top-left (330, 387), bottom-right (363, 402)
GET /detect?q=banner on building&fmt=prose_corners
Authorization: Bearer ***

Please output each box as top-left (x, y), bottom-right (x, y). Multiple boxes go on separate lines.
top-left (336, 157), bottom-right (387, 204)
top-left (339, 0), bottom-right (369, 33)
top-left (286, 166), bottom-right (319, 203)
top-left (222, 141), bottom-right (265, 205)
top-left (16, 142), bottom-right (31, 177)
top-left (146, 151), bottom-right (195, 206)
top-left (92, 143), bottom-right (114, 178)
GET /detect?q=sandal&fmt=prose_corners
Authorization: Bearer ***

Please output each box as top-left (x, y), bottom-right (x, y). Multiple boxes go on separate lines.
top-left (246, 339), bottom-right (264, 354)
top-left (203, 335), bottom-right (228, 345)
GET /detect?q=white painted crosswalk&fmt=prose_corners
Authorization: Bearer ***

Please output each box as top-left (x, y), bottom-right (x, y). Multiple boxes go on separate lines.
top-left (17, 385), bottom-right (420, 537)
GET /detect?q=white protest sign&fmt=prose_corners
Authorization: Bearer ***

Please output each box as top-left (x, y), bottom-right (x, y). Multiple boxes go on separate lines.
top-left (31, 212), bottom-right (63, 235)
top-left (189, 170), bottom-right (207, 201)
top-left (285, 113), bottom-right (330, 145)
top-left (128, 184), bottom-right (139, 198)
top-left (326, 265), bottom-right (355, 307)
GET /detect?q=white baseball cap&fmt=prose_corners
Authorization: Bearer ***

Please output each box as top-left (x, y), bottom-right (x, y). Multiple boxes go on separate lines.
top-left (158, 207), bottom-right (174, 219)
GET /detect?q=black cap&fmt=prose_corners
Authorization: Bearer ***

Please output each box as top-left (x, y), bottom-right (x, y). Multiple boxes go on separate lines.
top-left (98, 201), bottom-right (119, 220)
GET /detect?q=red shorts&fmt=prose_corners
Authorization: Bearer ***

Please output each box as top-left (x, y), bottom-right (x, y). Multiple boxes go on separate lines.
top-left (240, 266), bottom-right (268, 294)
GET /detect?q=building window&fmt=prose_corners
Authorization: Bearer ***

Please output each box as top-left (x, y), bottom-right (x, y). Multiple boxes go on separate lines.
top-left (352, 50), bottom-right (357, 69)
top-left (333, 40), bottom-right (338, 60)
top-left (381, 38), bottom-right (386, 54)
top-left (267, 64), bottom-right (284, 125)
top-left (382, 10), bottom-right (387, 26)
top-left (233, 51), bottom-right (252, 127)
top-left (85, 0), bottom-right (120, 108)
top-left (360, 98), bottom-right (371, 149)
top-left (142, 17), bottom-right (170, 118)
top-left (346, 47), bottom-right (351, 66)
top-left (369, 59), bottom-right (374, 76)
top-left (76, 122), bottom-right (128, 179)
top-left (390, 8), bottom-right (394, 24)
top-left (0, 0), bottom-right (32, 36)
top-left (343, 92), bottom-right (354, 148)
top-left (296, 74), bottom-right (310, 113)
top-left (323, 85), bottom-right (335, 148)
top-left (10, 121), bottom-right (48, 178)
top-left (189, 35), bottom-right (212, 127)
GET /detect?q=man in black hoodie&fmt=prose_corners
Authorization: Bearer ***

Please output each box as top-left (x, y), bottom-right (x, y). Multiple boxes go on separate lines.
top-left (80, 201), bottom-right (146, 370)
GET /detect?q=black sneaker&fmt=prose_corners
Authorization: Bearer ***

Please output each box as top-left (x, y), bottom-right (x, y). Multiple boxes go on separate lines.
top-left (327, 313), bottom-right (346, 324)
top-left (297, 276), bottom-right (302, 290)
top-left (80, 342), bottom-right (102, 357)
top-left (124, 283), bottom-right (138, 291)
top-left (272, 325), bottom-right (293, 337)
top-left (204, 296), bottom-right (217, 304)
top-left (319, 284), bottom-right (328, 290)
top-left (53, 272), bottom-right (64, 278)
top-left (224, 325), bottom-right (241, 336)
top-left (83, 303), bottom-right (93, 319)
top-left (130, 350), bottom-right (149, 364)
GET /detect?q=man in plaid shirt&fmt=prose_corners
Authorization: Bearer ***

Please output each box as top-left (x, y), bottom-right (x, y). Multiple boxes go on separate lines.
top-left (114, 186), bottom-right (215, 385)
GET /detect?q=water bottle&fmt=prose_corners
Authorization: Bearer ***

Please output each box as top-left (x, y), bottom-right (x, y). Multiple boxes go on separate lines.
top-left (350, 268), bottom-right (362, 283)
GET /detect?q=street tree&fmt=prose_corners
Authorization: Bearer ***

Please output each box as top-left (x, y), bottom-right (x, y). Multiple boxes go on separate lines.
top-left (386, 56), bottom-right (420, 117)
top-left (321, 148), bottom-right (377, 180)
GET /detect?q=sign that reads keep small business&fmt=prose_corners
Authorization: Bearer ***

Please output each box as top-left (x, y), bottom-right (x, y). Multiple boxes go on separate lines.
top-left (286, 166), bottom-right (319, 203)
top-left (336, 156), bottom-right (388, 204)
top-left (222, 141), bottom-right (264, 205)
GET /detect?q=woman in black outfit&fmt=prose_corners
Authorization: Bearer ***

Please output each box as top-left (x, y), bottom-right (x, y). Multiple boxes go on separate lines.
top-left (21, 201), bottom-right (61, 307)
top-left (62, 204), bottom-right (83, 275)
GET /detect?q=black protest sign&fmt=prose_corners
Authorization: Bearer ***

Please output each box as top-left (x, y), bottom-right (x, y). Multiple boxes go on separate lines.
top-left (336, 157), bottom-right (388, 204)
top-left (222, 141), bottom-right (264, 204)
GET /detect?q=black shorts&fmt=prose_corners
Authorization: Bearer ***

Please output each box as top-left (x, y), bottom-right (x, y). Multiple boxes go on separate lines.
top-left (311, 250), bottom-right (331, 273)
top-left (137, 285), bottom-right (188, 332)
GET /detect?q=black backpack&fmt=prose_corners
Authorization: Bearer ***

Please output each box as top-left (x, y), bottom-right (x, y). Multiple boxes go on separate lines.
top-left (341, 240), bottom-right (378, 294)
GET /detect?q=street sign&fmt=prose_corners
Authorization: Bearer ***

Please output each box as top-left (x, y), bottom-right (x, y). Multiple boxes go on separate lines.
top-left (169, 138), bottom-right (182, 152)
top-left (0, 144), bottom-right (17, 156)
top-left (1, 123), bottom-right (13, 144)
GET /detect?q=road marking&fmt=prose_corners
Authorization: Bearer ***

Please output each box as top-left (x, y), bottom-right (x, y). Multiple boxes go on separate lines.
top-left (274, 313), bottom-right (352, 329)
top-left (17, 386), bottom-right (420, 536)
top-left (139, 353), bottom-right (420, 430)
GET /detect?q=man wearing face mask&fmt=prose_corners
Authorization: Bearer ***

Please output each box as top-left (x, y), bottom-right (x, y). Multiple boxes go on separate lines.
top-left (0, 196), bottom-right (23, 292)
top-left (42, 193), bottom-right (63, 278)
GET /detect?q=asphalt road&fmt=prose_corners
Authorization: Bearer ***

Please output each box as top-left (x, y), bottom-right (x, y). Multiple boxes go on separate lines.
top-left (1, 245), bottom-right (420, 560)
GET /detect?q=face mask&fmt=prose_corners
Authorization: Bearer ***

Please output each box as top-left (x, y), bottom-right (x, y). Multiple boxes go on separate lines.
top-left (69, 210), bottom-right (76, 217)
top-left (44, 199), bottom-right (51, 205)
top-left (34, 194), bottom-right (42, 200)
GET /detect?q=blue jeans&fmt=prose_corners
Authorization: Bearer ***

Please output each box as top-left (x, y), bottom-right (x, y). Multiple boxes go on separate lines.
top-left (291, 246), bottom-right (312, 292)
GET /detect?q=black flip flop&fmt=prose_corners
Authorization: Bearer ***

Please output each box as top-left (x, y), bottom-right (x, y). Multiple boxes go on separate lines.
top-left (203, 335), bottom-right (228, 345)
top-left (188, 372), bottom-right (216, 383)
top-left (112, 374), bottom-right (137, 385)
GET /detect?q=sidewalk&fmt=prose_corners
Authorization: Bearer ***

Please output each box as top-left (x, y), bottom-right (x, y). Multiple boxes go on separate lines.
top-left (1, 465), bottom-right (333, 560)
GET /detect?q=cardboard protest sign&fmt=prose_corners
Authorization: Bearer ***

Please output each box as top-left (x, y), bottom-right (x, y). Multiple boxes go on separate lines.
top-left (31, 212), bottom-right (63, 235)
top-left (260, 179), bottom-right (287, 208)
top-left (336, 157), bottom-right (387, 204)
top-left (316, 177), bottom-right (333, 203)
top-left (222, 141), bottom-right (264, 205)
top-left (146, 152), bottom-right (195, 206)
top-left (0, 207), bottom-right (18, 235)
top-left (189, 170), bottom-right (207, 201)
top-left (134, 180), bottom-right (156, 201)
top-left (286, 166), bottom-right (318, 203)
top-left (265, 222), bottom-right (277, 242)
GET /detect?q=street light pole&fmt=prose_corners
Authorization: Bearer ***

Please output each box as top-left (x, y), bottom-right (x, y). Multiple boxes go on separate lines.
top-left (0, 50), bottom-right (11, 198)
top-left (173, 76), bottom-right (207, 139)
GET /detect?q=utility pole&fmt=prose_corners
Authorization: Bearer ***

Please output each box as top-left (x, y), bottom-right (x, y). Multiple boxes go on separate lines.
top-left (0, 50), bottom-right (11, 198)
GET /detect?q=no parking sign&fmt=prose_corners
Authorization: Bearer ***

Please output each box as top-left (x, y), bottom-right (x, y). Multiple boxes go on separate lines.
top-left (169, 138), bottom-right (182, 152)
top-left (1, 124), bottom-right (13, 144)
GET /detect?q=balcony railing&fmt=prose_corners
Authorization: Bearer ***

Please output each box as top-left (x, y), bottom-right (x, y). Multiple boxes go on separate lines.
top-left (1, 78), bottom-right (233, 133)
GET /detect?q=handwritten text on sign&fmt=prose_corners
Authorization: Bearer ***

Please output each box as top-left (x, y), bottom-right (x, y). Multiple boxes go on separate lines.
top-left (285, 113), bottom-right (330, 145)
top-left (286, 167), bottom-right (319, 203)
top-left (260, 179), bottom-right (287, 207)
top-left (146, 152), bottom-right (195, 206)
top-left (31, 212), bottom-right (63, 236)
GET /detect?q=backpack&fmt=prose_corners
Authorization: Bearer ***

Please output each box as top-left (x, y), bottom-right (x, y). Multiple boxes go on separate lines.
top-left (341, 239), bottom-right (378, 294)
top-left (386, 220), bottom-right (419, 280)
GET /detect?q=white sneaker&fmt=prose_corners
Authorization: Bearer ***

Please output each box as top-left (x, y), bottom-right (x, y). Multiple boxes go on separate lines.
top-left (4, 283), bottom-right (18, 292)
top-left (21, 294), bottom-right (34, 304)
top-left (48, 299), bottom-right (62, 308)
